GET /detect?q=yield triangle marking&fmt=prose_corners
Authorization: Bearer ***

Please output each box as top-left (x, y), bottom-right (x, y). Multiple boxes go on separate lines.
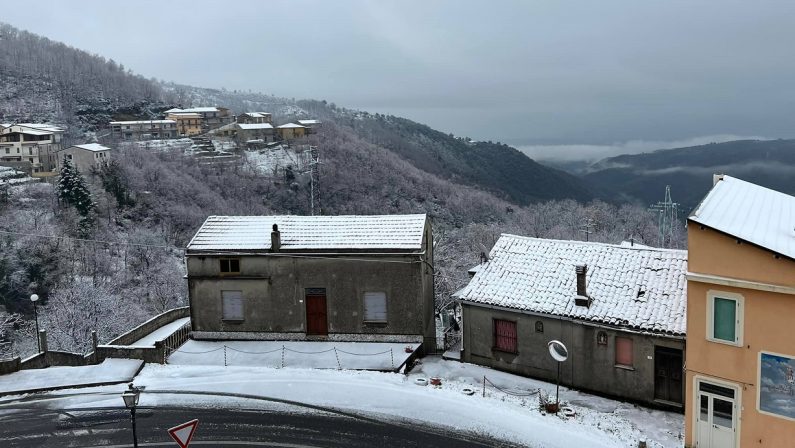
top-left (168, 419), bottom-right (199, 448)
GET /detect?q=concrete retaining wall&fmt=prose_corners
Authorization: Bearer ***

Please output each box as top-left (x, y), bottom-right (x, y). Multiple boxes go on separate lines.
top-left (0, 357), bottom-right (20, 375)
top-left (107, 306), bottom-right (189, 346)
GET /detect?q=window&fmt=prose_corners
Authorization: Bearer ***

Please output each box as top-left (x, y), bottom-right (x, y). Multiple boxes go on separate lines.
top-left (535, 321), bottom-right (544, 333)
top-left (363, 292), bottom-right (387, 322)
top-left (707, 291), bottom-right (743, 346)
top-left (221, 290), bottom-right (244, 321)
top-left (615, 336), bottom-right (633, 367)
top-left (219, 258), bottom-right (240, 275)
top-left (493, 319), bottom-right (517, 353)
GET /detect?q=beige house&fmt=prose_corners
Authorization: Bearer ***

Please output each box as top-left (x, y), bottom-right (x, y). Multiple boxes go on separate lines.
top-left (110, 120), bottom-right (177, 140)
top-left (55, 143), bottom-right (110, 173)
top-left (685, 175), bottom-right (795, 448)
top-left (276, 123), bottom-right (307, 140)
top-left (166, 112), bottom-right (202, 136)
top-left (237, 112), bottom-right (272, 124)
top-left (165, 107), bottom-right (232, 132)
top-left (0, 123), bottom-right (64, 174)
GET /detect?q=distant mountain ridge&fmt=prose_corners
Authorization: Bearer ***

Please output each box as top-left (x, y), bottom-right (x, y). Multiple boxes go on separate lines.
top-left (583, 139), bottom-right (795, 210)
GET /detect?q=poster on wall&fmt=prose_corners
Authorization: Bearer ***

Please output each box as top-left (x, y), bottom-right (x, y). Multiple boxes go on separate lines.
top-left (759, 351), bottom-right (795, 420)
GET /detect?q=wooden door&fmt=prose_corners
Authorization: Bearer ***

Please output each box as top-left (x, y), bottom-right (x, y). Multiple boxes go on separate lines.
top-left (654, 346), bottom-right (683, 404)
top-left (305, 288), bottom-right (328, 335)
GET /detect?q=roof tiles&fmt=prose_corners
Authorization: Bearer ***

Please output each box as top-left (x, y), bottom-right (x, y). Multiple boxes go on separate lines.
top-left (456, 235), bottom-right (688, 335)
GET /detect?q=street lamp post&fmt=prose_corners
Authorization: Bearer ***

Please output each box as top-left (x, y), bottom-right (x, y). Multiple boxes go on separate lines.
top-left (30, 294), bottom-right (40, 353)
top-left (122, 383), bottom-right (141, 448)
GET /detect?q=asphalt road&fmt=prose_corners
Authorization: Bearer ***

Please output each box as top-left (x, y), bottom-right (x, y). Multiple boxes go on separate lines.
top-left (0, 395), bottom-right (519, 448)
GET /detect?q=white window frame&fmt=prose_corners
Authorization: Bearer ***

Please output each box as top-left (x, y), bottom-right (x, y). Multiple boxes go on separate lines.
top-left (363, 291), bottom-right (388, 323)
top-left (221, 290), bottom-right (244, 321)
top-left (706, 290), bottom-right (744, 347)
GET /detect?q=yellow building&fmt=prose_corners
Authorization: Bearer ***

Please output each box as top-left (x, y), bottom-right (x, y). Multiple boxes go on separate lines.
top-left (685, 175), bottom-right (795, 448)
top-left (166, 112), bottom-right (203, 136)
top-left (276, 123), bottom-right (306, 140)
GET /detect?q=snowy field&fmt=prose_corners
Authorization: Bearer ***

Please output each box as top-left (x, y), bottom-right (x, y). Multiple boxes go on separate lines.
top-left (168, 340), bottom-right (419, 371)
top-left (0, 359), bottom-right (142, 396)
top-left (119, 138), bottom-right (193, 152)
top-left (131, 317), bottom-right (190, 347)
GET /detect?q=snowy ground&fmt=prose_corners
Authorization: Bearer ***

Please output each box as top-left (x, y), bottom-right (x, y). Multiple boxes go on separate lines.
top-left (0, 360), bottom-right (682, 448)
top-left (0, 359), bottom-right (142, 395)
top-left (168, 340), bottom-right (419, 371)
top-left (243, 145), bottom-right (303, 176)
top-left (119, 138), bottom-right (193, 152)
top-left (131, 317), bottom-right (190, 347)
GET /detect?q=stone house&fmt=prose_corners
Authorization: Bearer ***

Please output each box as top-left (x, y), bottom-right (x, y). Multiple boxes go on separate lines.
top-left (165, 107), bottom-right (232, 132)
top-left (456, 235), bottom-right (687, 408)
top-left (276, 123), bottom-right (306, 140)
top-left (684, 175), bottom-right (795, 448)
top-left (297, 119), bottom-right (321, 134)
top-left (237, 112), bottom-right (273, 124)
top-left (185, 214), bottom-right (436, 350)
top-left (55, 143), bottom-right (110, 173)
top-left (0, 123), bottom-right (64, 174)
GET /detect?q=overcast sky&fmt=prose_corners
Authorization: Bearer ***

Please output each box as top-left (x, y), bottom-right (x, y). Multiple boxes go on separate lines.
top-left (4, 1), bottom-right (795, 160)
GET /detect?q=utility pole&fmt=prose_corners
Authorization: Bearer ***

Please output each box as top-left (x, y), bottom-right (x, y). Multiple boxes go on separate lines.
top-left (649, 185), bottom-right (680, 248)
top-left (304, 146), bottom-right (321, 215)
top-left (579, 217), bottom-right (594, 242)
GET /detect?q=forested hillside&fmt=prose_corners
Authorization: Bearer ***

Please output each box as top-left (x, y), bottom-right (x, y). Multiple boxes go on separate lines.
top-left (0, 23), bottom-right (676, 359)
top-left (584, 139), bottom-right (795, 210)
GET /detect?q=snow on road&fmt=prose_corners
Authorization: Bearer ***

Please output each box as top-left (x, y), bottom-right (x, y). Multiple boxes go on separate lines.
top-left (0, 359), bottom-right (143, 396)
top-left (132, 317), bottom-right (190, 347)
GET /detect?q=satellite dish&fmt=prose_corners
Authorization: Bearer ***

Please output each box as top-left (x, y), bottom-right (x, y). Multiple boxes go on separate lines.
top-left (548, 340), bottom-right (568, 362)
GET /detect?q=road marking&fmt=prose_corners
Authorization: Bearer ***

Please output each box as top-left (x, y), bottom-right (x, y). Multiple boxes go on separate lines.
top-left (76, 441), bottom-right (318, 448)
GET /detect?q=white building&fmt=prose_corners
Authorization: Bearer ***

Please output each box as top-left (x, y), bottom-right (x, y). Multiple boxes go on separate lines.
top-left (55, 143), bottom-right (111, 173)
top-left (0, 123), bottom-right (65, 174)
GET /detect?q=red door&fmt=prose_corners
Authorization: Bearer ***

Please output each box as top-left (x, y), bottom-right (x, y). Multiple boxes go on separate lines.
top-left (305, 288), bottom-right (328, 335)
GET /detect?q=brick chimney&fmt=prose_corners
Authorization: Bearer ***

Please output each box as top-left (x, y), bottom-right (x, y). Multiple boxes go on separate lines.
top-left (271, 224), bottom-right (281, 252)
top-left (574, 264), bottom-right (591, 308)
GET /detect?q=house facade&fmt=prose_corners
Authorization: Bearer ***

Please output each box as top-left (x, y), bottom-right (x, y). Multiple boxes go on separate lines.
top-left (276, 123), bottom-right (306, 140)
top-left (297, 119), bottom-right (321, 134)
top-left (165, 107), bottom-right (232, 132)
top-left (210, 123), bottom-right (274, 143)
top-left (166, 112), bottom-right (202, 136)
top-left (0, 123), bottom-right (64, 174)
top-left (237, 112), bottom-right (272, 124)
top-left (185, 214), bottom-right (436, 350)
top-left (684, 175), bottom-right (795, 448)
top-left (456, 236), bottom-right (687, 407)
top-left (110, 120), bottom-right (177, 140)
top-left (55, 143), bottom-right (110, 173)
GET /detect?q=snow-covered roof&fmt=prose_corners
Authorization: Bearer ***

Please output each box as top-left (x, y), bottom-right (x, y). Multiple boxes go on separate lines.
top-left (238, 123), bottom-right (274, 130)
top-left (110, 120), bottom-right (175, 125)
top-left (455, 235), bottom-right (688, 335)
top-left (187, 214), bottom-right (428, 252)
top-left (242, 112), bottom-right (271, 118)
top-left (168, 107), bottom-right (222, 113)
top-left (2, 123), bottom-right (64, 135)
top-left (690, 175), bottom-right (795, 259)
top-left (298, 119), bottom-right (321, 125)
top-left (277, 123), bottom-right (306, 129)
top-left (70, 143), bottom-right (110, 152)
top-left (167, 112), bottom-right (202, 118)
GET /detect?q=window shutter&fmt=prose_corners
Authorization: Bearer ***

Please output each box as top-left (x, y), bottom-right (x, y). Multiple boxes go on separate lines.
top-left (364, 292), bottom-right (387, 321)
top-left (713, 297), bottom-right (737, 342)
top-left (222, 290), bottom-right (244, 320)
top-left (615, 336), bottom-right (633, 366)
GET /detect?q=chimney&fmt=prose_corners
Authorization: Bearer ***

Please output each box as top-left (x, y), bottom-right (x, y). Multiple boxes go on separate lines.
top-left (271, 224), bottom-right (281, 252)
top-left (713, 173), bottom-right (725, 186)
top-left (574, 264), bottom-right (592, 308)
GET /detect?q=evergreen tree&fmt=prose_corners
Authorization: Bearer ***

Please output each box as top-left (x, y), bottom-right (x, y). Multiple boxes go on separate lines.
top-left (58, 157), bottom-right (96, 236)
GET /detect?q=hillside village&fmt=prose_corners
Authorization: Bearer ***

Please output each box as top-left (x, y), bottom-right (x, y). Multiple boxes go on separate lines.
top-left (1, 97), bottom-right (794, 448)
top-left (0, 14), bottom-right (794, 448)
